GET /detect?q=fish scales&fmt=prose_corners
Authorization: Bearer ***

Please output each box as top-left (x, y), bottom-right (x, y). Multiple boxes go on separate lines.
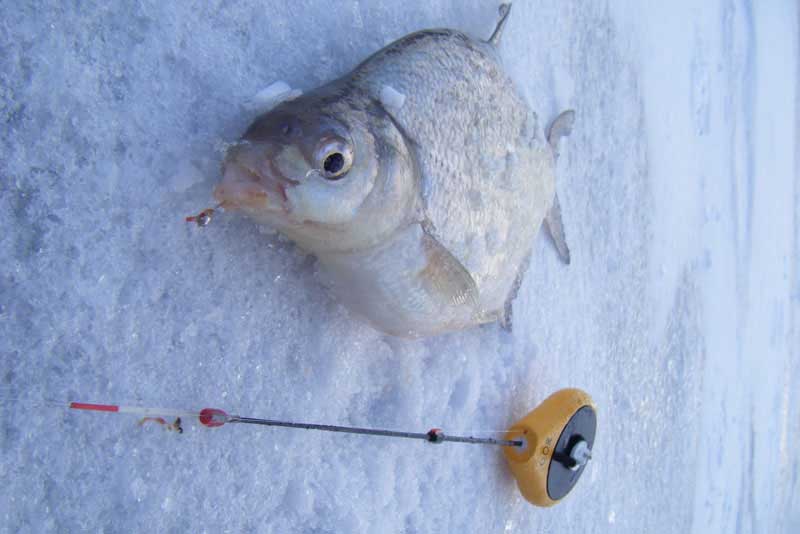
top-left (350, 29), bottom-right (555, 312)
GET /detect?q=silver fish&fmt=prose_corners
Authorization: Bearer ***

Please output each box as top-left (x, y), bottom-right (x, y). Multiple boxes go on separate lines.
top-left (214, 4), bottom-right (573, 337)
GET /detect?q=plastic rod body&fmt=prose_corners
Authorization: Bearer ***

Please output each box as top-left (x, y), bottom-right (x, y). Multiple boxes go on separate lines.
top-left (229, 416), bottom-right (523, 447)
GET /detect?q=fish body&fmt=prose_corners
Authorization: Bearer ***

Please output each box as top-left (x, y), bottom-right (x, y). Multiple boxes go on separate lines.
top-left (215, 6), bottom-right (570, 337)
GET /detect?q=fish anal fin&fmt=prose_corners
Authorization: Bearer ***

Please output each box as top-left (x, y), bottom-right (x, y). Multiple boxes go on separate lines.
top-left (500, 300), bottom-right (513, 332)
top-left (499, 249), bottom-right (533, 333)
top-left (545, 193), bottom-right (571, 264)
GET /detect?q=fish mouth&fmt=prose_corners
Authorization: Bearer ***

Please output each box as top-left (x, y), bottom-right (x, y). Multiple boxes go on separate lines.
top-left (214, 144), bottom-right (299, 213)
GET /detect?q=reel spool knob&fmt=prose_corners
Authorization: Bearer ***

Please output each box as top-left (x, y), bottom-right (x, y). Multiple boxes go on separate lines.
top-left (504, 388), bottom-right (597, 507)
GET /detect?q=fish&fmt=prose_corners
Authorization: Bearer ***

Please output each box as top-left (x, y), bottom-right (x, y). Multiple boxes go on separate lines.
top-left (213, 3), bottom-right (574, 338)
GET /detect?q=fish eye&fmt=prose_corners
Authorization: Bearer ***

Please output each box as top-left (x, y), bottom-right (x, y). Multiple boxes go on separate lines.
top-left (324, 152), bottom-right (345, 174)
top-left (315, 137), bottom-right (353, 180)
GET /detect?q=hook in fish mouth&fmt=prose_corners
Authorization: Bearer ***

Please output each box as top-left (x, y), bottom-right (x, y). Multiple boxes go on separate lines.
top-left (214, 144), bottom-right (299, 213)
top-left (185, 205), bottom-right (222, 226)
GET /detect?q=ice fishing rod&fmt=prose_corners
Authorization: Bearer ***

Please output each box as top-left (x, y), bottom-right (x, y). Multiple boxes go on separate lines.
top-left (9, 388), bottom-right (597, 507)
top-left (67, 401), bottom-right (521, 447)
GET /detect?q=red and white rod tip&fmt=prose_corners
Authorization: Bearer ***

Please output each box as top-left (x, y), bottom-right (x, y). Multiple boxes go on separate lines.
top-left (69, 402), bottom-right (119, 412)
top-left (68, 402), bottom-right (205, 421)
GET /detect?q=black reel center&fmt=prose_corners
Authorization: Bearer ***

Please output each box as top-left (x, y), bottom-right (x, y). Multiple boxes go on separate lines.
top-left (546, 406), bottom-right (597, 501)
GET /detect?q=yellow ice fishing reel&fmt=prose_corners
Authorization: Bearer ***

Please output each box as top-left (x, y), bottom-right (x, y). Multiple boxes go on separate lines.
top-left (504, 388), bottom-right (596, 506)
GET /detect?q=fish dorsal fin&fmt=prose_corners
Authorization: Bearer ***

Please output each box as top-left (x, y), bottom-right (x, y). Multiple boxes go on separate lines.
top-left (544, 110), bottom-right (574, 264)
top-left (488, 4), bottom-right (513, 46)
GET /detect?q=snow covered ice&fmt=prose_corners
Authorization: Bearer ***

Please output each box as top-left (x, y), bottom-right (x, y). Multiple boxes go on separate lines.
top-left (1, 1), bottom-right (797, 533)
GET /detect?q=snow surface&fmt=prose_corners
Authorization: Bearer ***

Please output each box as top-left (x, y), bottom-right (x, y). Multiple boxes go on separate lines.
top-left (1, 1), bottom-right (797, 533)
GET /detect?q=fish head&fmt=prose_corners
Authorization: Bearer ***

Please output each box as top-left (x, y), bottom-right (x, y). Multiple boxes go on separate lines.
top-left (216, 94), bottom-right (417, 252)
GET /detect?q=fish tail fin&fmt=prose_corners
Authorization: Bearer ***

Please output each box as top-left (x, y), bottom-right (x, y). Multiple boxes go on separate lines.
top-left (543, 110), bottom-right (574, 264)
top-left (488, 4), bottom-right (512, 46)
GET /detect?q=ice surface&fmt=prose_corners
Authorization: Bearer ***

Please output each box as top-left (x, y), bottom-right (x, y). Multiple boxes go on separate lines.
top-left (0, 1), bottom-right (797, 533)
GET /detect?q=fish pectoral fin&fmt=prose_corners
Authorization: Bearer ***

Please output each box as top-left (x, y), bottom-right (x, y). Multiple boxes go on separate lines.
top-left (418, 232), bottom-right (481, 311)
top-left (488, 4), bottom-right (513, 46)
top-left (546, 110), bottom-right (576, 159)
top-left (545, 193), bottom-right (571, 264)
